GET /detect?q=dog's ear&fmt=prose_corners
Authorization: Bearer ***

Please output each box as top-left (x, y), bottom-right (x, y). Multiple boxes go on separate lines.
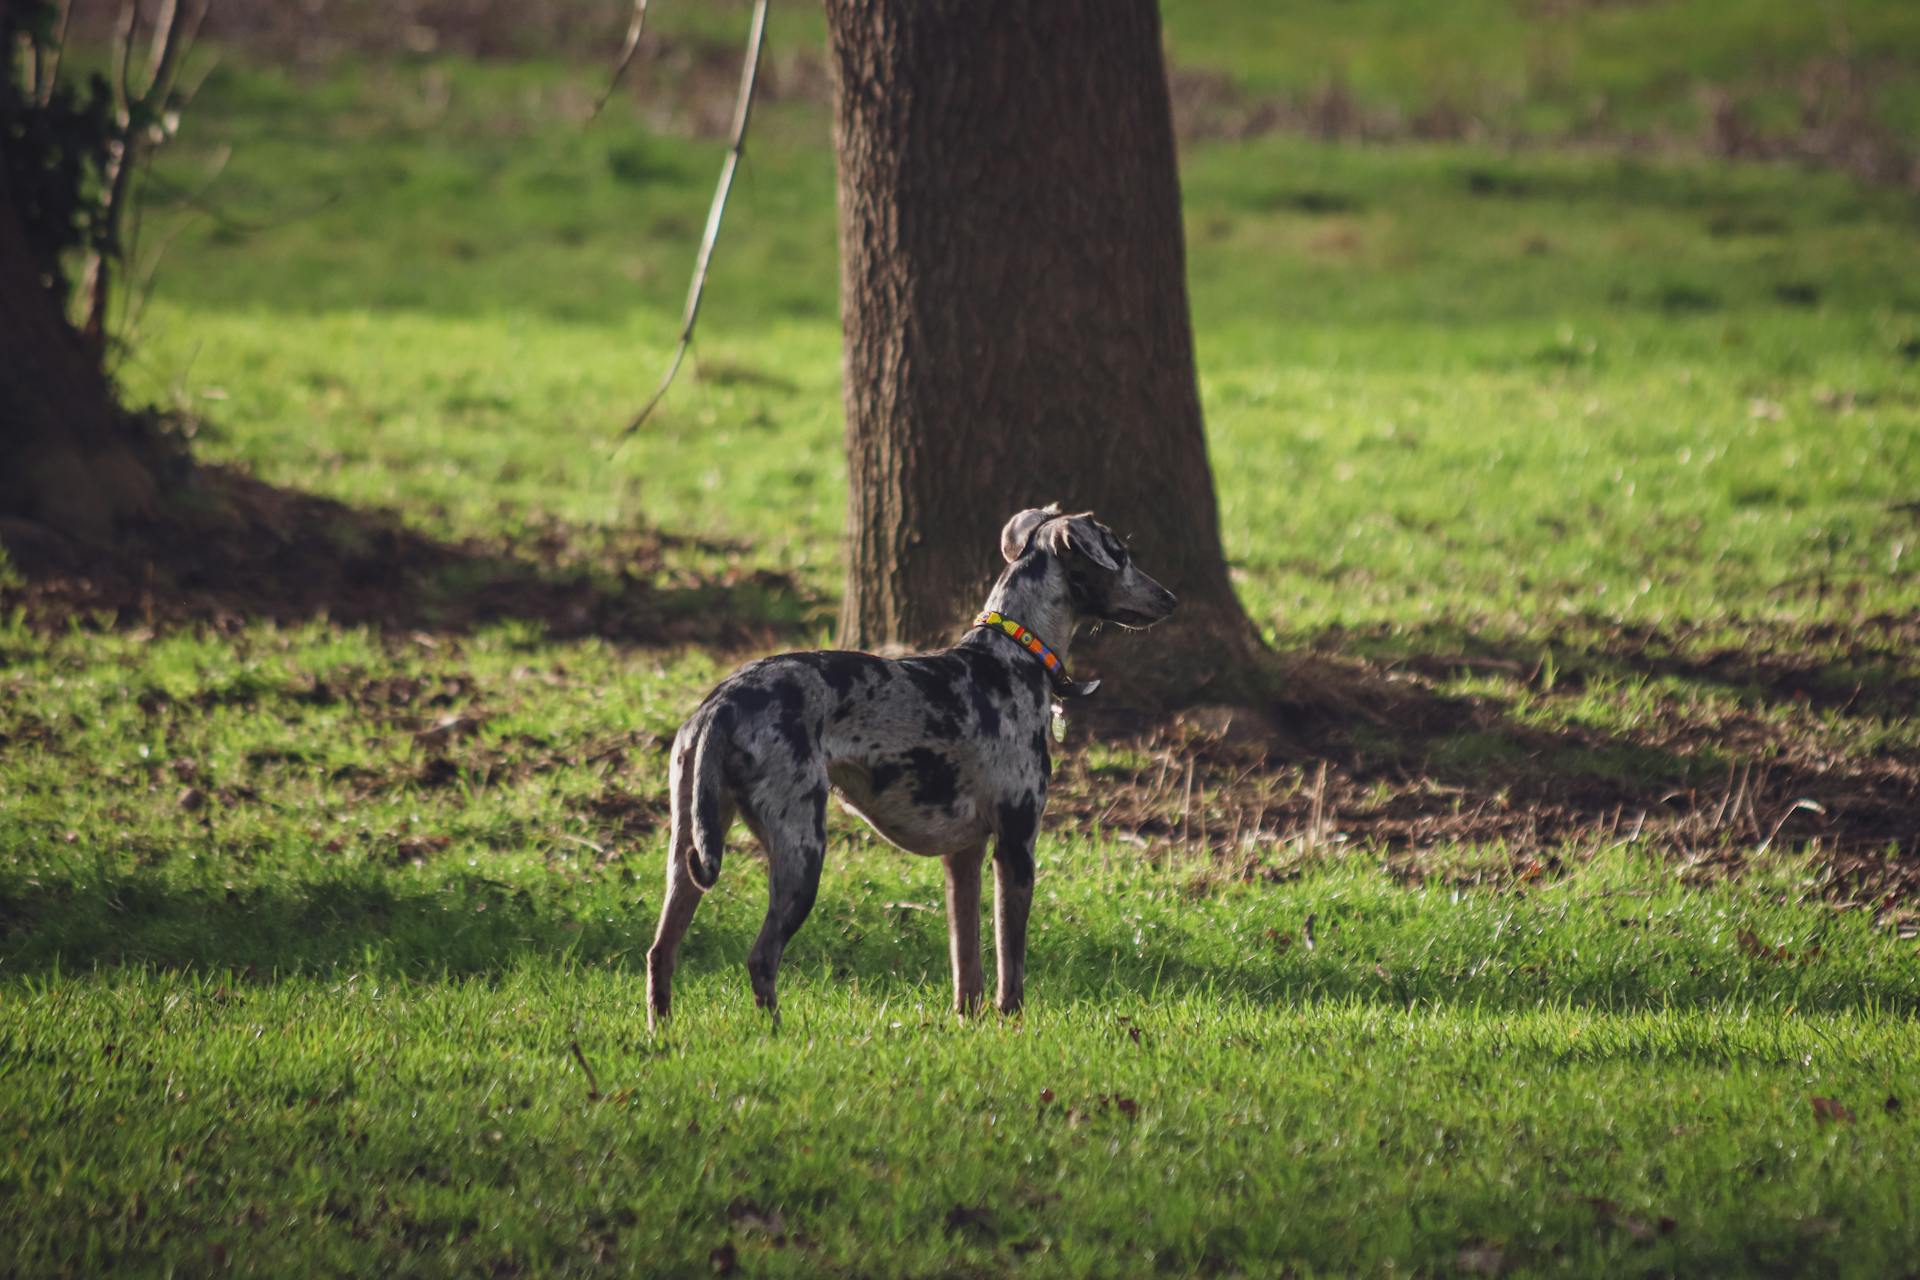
top-left (999, 504), bottom-right (1062, 563)
top-left (1038, 512), bottom-right (1120, 571)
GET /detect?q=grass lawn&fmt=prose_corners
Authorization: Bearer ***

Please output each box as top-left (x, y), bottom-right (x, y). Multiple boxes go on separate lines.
top-left (5, 5), bottom-right (1920, 1275)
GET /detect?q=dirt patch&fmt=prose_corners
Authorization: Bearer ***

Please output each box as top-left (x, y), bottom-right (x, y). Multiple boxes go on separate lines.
top-left (1700, 58), bottom-right (1920, 192)
top-left (0, 462), bottom-right (823, 649)
top-left (1167, 68), bottom-right (1465, 146)
top-left (1061, 641), bottom-right (1920, 907)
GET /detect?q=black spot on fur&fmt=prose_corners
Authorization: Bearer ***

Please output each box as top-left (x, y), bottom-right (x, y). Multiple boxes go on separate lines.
top-left (719, 677), bottom-right (815, 762)
top-left (1007, 554), bottom-right (1050, 589)
top-left (962, 633), bottom-right (1048, 708)
top-left (1030, 729), bottom-right (1052, 781)
top-left (899, 659), bottom-right (967, 732)
top-left (968, 688), bottom-right (1001, 738)
top-left (924, 713), bottom-right (963, 741)
top-left (695, 786), bottom-right (722, 846)
top-left (995, 794), bottom-right (1039, 885)
top-left (1067, 568), bottom-right (1097, 613)
top-left (727, 685), bottom-right (774, 716)
top-left (953, 649), bottom-right (1011, 737)
top-left (790, 650), bottom-right (887, 699)
top-left (778, 865), bottom-right (820, 943)
top-left (869, 760), bottom-right (903, 794)
top-left (768, 679), bottom-right (812, 761)
top-left (957, 648), bottom-right (1013, 700)
top-left (903, 747), bottom-right (960, 809)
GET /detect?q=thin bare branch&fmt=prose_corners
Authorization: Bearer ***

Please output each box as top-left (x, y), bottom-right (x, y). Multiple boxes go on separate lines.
top-left (174, 41), bottom-right (222, 110)
top-left (612, 0), bottom-right (768, 453)
top-left (139, 0), bottom-right (182, 99)
top-left (83, 0), bottom-right (213, 358)
top-left (141, 0), bottom-right (206, 120)
top-left (135, 174), bottom-right (339, 238)
top-left (32, 0), bottom-right (75, 106)
top-left (588, 0), bottom-right (650, 123)
top-left (109, 0), bottom-right (140, 115)
top-left (121, 143), bottom-right (232, 347)
top-left (83, 0), bottom-right (144, 351)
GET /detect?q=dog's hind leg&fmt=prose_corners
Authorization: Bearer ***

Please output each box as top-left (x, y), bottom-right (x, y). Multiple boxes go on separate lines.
top-left (647, 731), bottom-right (726, 1031)
top-left (647, 851), bottom-right (706, 1032)
top-left (743, 777), bottom-right (828, 1025)
top-left (942, 846), bottom-right (987, 1016)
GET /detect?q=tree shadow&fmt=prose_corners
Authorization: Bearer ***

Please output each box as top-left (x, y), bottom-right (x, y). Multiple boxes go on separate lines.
top-left (0, 464), bottom-right (826, 648)
top-left (1071, 615), bottom-right (1918, 901)
top-left (1362, 614), bottom-right (1920, 722)
top-left (4, 868), bottom-right (1914, 1018)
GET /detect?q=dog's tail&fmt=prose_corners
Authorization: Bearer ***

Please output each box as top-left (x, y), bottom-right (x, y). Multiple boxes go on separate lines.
top-left (678, 703), bottom-right (731, 890)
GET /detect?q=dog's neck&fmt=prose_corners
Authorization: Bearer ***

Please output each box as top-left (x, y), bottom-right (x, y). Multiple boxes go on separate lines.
top-left (971, 552), bottom-right (1079, 669)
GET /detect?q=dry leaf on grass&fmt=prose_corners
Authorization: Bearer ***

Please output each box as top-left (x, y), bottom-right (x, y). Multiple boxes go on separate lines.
top-left (413, 714), bottom-right (485, 751)
top-left (1811, 1096), bottom-right (1855, 1125)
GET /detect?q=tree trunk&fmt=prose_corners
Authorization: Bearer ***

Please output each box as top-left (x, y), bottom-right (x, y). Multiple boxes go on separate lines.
top-left (0, 187), bottom-right (157, 541)
top-left (825, 0), bottom-right (1259, 705)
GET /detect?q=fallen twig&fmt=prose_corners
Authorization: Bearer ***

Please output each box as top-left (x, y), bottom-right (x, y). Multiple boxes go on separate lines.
top-left (569, 1039), bottom-right (603, 1101)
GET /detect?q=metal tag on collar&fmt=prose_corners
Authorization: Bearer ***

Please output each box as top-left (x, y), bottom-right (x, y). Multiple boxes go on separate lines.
top-left (1050, 700), bottom-right (1068, 743)
top-left (1053, 675), bottom-right (1101, 699)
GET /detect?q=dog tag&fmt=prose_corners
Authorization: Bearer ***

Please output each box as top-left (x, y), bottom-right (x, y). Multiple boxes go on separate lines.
top-left (1050, 701), bottom-right (1067, 744)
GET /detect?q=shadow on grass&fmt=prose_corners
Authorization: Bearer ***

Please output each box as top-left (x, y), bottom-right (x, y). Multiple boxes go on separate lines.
top-left (1269, 620), bottom-right (1920, 878)
top-left (0, 464), bottom-right (825, 649)
top-left (1070, 613), bottom-right (1918, 904)
top-left (5, 870), bottom-right (1915, 1018)
top-left (1353, 614), bottom-right (1920, 722)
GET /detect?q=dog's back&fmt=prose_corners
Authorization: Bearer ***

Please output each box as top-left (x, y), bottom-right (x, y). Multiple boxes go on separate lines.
top-left (668, 646), bottom-right (1051, 890)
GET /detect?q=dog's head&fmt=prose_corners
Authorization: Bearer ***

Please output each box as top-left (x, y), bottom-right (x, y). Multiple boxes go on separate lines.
top-left (1000, 504), bottom-right (1178, 629)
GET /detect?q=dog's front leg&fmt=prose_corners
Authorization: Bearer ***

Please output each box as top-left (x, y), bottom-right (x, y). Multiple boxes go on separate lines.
top-left (991, 820), bottom-right (1036, 1014)
top-left (942, 847), bottom-right (987, 1015)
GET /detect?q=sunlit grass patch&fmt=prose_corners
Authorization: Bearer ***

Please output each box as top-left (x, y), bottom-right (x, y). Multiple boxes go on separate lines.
top-left (6, 24), bottom-right (1920, 1276)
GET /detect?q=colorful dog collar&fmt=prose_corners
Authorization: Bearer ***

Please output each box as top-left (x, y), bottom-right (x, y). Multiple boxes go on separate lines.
top-left (971, 610), bottom-right (1100, 698)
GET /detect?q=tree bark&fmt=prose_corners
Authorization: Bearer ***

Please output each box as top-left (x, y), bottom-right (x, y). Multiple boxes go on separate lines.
top-left (0, 186), bottom-right (157, 541)
top-left (825, 0), bottom-right (1258, 705)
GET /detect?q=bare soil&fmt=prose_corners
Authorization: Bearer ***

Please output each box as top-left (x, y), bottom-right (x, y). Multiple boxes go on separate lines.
top-left (1064, 634), bottom-right (1920, 908)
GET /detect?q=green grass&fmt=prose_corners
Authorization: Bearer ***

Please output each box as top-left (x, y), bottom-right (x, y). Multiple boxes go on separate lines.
top-left (7, 7), bottom-right (1920, 1275)
top-left (1160, 0), bottom-right (1920, 137)
top-left (7, 850), bottom-right (1919, 1277)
